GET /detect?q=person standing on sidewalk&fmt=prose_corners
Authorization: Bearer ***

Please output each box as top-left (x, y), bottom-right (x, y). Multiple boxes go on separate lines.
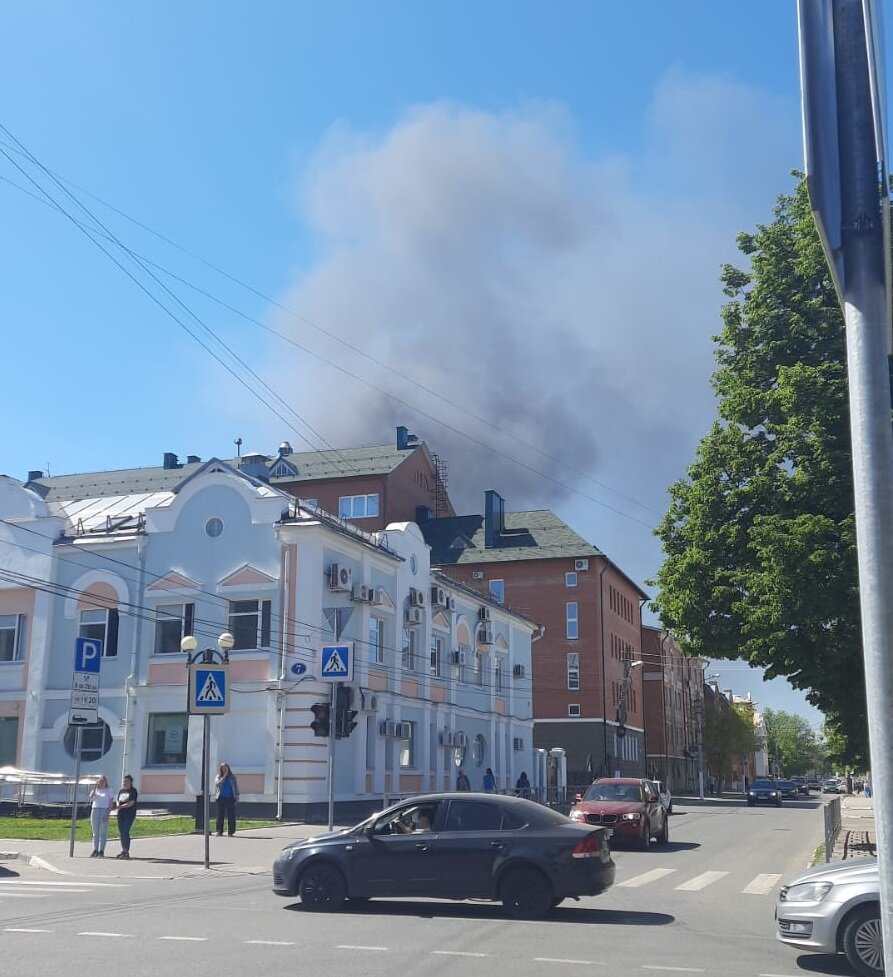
top-left (114, 775), bottom-right (138, 859)
top-left (214, 762), bottom-right (239, 836)
top-left (88, 775), bottom-right (114, 857)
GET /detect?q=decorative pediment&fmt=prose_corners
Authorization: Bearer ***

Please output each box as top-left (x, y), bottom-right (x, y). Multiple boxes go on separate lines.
top-left (147, 571), bottom-right (202, 593)
top-left (495, 634), bottom-right (508, 651)
top-left (219, 565), bottom-right (277, 588)
top-left (432, 611), bottom-right (451, 631)
top-left (269, 458), bottom-right (297, 478)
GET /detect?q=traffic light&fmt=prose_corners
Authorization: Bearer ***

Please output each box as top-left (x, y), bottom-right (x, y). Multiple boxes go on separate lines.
top-left (335, 686), bottom-right (359, 739)
top-left (310, 702), bottom-right (330, 737)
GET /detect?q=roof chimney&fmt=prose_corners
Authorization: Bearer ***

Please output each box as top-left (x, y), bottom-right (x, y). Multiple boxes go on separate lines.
top-left (27, 470), bottom-right (43, 482)
top-left (484, 490), bottom-right (505, 548)
top-left (396, 425), bottom-right (419, 450)
top-left (278, 441), bottom-right (293, 457)
top-left (163, 452), bottom-right (180, 470)
top-left (187, 455), bottom-right (201, 464)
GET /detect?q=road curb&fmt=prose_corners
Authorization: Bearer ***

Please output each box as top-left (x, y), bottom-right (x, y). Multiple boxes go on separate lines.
top-left (0, 851), bottom-right (71, 875)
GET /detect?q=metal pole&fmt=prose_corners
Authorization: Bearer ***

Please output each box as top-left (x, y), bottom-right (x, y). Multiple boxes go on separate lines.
top-left (203, 714), bottom-right (210, 869)
top-left (834, 3), bottom-right (893, 969)
top-left (327, 681), bottom-right (337, 831)
top-left (68, 725), bottom-right (83, 858)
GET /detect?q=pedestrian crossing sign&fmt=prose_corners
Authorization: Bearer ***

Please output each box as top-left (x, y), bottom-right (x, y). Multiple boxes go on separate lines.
top-left (320, 643), bottom-right (353, 682)
top-left (188, 664), bottom-right (230, 714)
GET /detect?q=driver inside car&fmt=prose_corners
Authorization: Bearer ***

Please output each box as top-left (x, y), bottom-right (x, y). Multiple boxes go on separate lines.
top-left (396, 806), bottom-right (434, 833)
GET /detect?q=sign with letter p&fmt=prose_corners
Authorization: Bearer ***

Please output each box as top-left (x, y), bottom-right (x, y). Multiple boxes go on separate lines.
top-left (75, 636), bottom-right (103, 673)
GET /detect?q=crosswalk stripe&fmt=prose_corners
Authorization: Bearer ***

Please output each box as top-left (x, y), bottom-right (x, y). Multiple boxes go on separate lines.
top-left (617, 868), bottom-right (676, 888)
top-left (0, 893), bottom-right (50, 898)
top-left (675, 871), bottom-right (728, 891)
top-left (742, 874), bottom-right (782, 895)
top-left (0, 880), bottom-right (128, 888)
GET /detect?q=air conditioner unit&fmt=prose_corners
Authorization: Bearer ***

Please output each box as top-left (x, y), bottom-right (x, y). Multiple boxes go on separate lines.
top-left (430, 585), bottom-right (447, 607)
top-left (405, 607), bottom-right (423, 626)
top-left (478, 606), bottom-right (491, 622)
top-left (472, 571), bottom-right (484, 580)
top-left (396, 722), bottom-right (412, 738)
top-left (360, 691), bottom-right (378, 712)
top-left (329, 564), bottom-right (352, 591)
top-left (513, 737), bottom-right (524, 751)
top-left (372, 587), bottom-right (386, 605)
top-left (446, 596), bottom-right (457, 611)
top-left (409, 587), bottom-right (425, 607)
top-left (379, 719), bottom-right (396, 737)
top-left (574, 558), bottom-right (590, 572)
top-left (351, 583), bottom-right (373, 603)
top-left (513, 664), bottom-right (526, 678)
top-left (450, 650), bottom-right (466, 666)
top-left (439, 729), bottom-right (454, 746)
top-left (478, 625), bottom-right (494, 645)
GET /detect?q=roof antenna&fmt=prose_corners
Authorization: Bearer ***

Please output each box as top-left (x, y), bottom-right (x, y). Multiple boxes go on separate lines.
top-left (234, 437), bottom-right (242, 460)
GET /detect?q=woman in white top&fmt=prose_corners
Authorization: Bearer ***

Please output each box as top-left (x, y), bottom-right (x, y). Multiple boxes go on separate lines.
top-left (89, 775), bottom-right (114, 857)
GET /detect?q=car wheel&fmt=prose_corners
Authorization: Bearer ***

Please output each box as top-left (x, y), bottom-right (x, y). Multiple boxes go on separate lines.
top-left (658, 817), bottom-right (669, 846)
top-left (298, 862), bottom-right (347, 911)
top-left (500, 866), bottom-right (553, 920)
top-left (842, 904), bottom-right (884, 977)
top-left (638, 821), bottom-right (651, 850)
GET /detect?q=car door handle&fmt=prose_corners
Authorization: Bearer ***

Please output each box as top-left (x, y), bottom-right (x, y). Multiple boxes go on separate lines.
top-left (415, 843), bottom-right (430, 852)
top-left (490, 841), bottom-right (505, 849)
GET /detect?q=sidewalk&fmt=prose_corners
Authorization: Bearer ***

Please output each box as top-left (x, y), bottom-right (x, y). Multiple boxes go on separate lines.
top-left (0, 822), bottom-right (340, 880)
top-left (831, 793), bottom-right (876, 861)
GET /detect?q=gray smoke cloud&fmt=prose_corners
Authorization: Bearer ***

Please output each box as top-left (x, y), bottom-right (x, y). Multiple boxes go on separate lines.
top-left (263, 73), bottom-right (798, 523)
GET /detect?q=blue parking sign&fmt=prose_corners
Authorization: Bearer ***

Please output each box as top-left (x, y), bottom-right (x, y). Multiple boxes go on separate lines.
top-left (75, 637), bottom-right (103, 673)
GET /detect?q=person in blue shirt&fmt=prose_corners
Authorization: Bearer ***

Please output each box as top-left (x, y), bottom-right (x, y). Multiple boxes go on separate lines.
top-left (214, 762), bottom-right (239, 836)
top-left (483, 767), bottom-right (497, 793)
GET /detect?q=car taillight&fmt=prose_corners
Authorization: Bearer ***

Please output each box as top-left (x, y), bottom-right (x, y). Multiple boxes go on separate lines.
top-left (572, 834), bottom-right (601, 858)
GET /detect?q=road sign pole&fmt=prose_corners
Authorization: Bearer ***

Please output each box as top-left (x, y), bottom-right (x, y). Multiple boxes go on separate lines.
top-left (203, 714), bottom-right (211, 870)
top-left (327, 682), bottom-right (337, 831)
top-left (68, 725), bottom-right (83, 858)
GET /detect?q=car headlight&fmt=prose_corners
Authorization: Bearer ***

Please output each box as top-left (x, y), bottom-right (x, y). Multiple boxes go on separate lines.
top-left (569, 810), bottom-right (586, 822)
top-left (769, 791), bottom-right (778, 796)
top-left (784, 881), bottom-right (833, 903)
top-left (621, 812), bottom-right (642, 821)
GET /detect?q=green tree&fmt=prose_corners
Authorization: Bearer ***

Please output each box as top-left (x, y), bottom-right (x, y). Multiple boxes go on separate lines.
top-left (704, 698), bottom-right (756, 792)
top-left (762, 708), bottom-right (821, 776)
top-left (652, 178), bottom-right (869, 766)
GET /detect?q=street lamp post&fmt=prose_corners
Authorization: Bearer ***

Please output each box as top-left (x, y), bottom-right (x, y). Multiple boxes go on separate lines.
top-left (181, 632), bottom-right (234, 869)
top-left (617, 658), bottom-right (645, 776)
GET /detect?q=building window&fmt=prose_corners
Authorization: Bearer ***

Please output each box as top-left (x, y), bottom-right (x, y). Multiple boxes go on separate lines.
top-left (227, 599), bottom-right (272, 650)
top-left (64, 721), bottom-right (112, 761)
top-left (488, 579), bottom-right (505, 604)
top-left (146, 713), bottom-right (188, 765)
top-left (472, 733), bottom-right (486, 766)
top-left (567, 652), bottom-right (580, 691)
top-left (0, 717), bottom-right (18, 765)
top-left (369, 617), bottom-right (385, 665)
top-left (0, 614), bottom-right (25, 663)
top-left (300, 497), bottom-right (318, 508)
top-left (205, 517), bottom-right (224, 538)
top-left (153, 604), bottom-right (195, 655)
top-left (401, 627), bottom-right (417, 670)
top-left (568, 703), bottom-right (581, 718)
top-left (474, 652), bottom-right (485, 686)
top-left (79, 608), bottom-right (119, 658)
top-left (430, 635), bottom-right (443, 677)
top-left (566, 601), bottom-right (579, 640)
top-left (456, 645), bottom-right (471, 683)
top-left (339, 494), bottom-right (380, 519)
top-left (494, 657), bottom-right (504, 693)
top-left (565, 572), bottom-right (577, 588)
top-left (399, 722), bottom-right (415, 768)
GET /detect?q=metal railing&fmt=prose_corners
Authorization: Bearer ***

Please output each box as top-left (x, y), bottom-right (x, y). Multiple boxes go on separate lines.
top-left (824, 796), bottom-right (842, 862)
top-left (0, 766), bottom-right (99, 817)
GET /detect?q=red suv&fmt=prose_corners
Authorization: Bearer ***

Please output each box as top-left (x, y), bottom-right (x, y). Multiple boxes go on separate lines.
top-left (569, 778), bottom-right (668, 849)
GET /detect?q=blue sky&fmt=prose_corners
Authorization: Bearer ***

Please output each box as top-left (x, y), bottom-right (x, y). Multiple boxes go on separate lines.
top-left (2, 1), bottom-right (864, 729)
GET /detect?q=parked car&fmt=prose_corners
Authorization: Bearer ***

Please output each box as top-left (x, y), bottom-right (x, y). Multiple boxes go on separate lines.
top-left (651, 779), bottom-right (673, 814)
top-left (272, 792), bottom-right (616, 919)
top-left (808, 778), bottom-right (822, 791)
top-left (568, 777), bottom-right (668, 848)
top-left (776, 858), bottom-right (882, 976)
top-left (790, 776), bottom-right (810, 795)
top-left (747, 778), bottom-right (783, 807)
top-left (777, 780), bottom-right (800, 800)
top-left (823, 779), bottom-right (844, 794)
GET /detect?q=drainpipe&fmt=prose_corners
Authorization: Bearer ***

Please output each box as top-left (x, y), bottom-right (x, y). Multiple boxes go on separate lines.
top-left (659, 630), bottom-right (671, 785)
top-left (598, 563), bottom-right (609, 776)
top-left (121, 536), bottom-right (147, 782)
top-left (275, 539), bottom-right (291, 821)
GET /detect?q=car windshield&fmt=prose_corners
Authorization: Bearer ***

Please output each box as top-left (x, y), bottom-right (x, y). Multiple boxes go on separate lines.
top-left (584, 783), bottom-right (642, 802)
top-left (751, 779), bottom-right (775, 789)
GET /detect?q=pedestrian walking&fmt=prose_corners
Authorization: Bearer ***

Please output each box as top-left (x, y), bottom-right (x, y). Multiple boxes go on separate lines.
top-left (114, 775), bottom-right (138, 859)
top-left (482, 767), bottom-right (497, 793)
top-left (88, 774), bottom-right (114, 857)
top-left (214, 762), bottom-right (239, 836)
top-left (456, 769), bottom-right (470, 791)
top-left (515, 771), bottom-right (531, 798)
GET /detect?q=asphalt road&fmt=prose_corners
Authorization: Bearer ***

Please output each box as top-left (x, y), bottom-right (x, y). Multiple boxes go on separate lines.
top-left (1, 797), bottom-right (846, 977)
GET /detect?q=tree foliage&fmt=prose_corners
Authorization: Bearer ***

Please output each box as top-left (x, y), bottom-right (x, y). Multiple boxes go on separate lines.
top-left (652, 178), bottom-right (869, 766)
top-left (761, 708), bottom-right (822, 776)
top-left (704, 698), bottom-right (757, 789)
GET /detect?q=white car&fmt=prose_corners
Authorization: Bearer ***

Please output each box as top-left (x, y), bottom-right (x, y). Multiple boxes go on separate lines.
top-left (651, 780), bottom-right (673, 814)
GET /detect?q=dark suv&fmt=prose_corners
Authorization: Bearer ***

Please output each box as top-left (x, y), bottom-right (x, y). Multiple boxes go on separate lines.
top-left (569, 778), bottom-right (668, 849)
top-left (747, 778), bottom-right (783, 807)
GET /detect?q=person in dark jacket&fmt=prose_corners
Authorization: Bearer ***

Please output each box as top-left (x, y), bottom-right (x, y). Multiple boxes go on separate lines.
top-left (214, 762), bottom-right (239, 836)
top-left (456, 769), bottom-right (471, 791)
top-left (114, 775), bottom-right (138, 859)
top-left (515, 771), bottom-right (531, 798)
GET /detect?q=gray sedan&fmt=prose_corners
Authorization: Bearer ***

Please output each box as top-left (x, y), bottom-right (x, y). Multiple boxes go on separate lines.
top-left (776, 858), bottom-right (882, 976)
